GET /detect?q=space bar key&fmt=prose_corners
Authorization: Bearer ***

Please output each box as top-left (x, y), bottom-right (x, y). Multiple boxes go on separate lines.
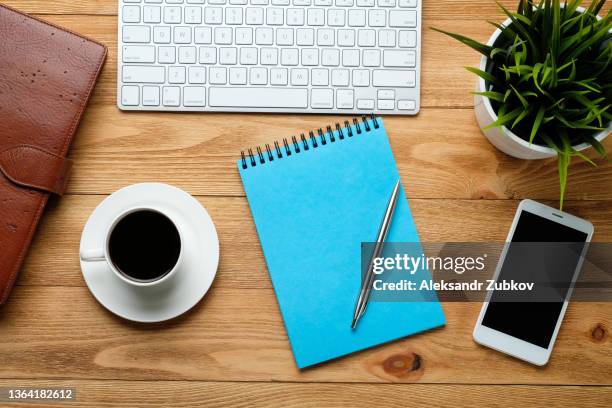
top-left (209, 87), bottom-right (308, 108)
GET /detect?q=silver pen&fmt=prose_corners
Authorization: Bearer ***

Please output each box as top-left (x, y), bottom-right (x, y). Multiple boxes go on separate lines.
top-left (351, 179), bottom-right (401, 329)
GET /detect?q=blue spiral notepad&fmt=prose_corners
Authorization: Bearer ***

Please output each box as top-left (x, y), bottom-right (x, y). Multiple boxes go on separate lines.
top-left (238, 117), bottom-right (445, 368)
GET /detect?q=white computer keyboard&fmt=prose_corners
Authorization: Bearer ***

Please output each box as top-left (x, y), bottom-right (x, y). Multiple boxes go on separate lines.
top-left (118, 0), bottom-right (421, 114)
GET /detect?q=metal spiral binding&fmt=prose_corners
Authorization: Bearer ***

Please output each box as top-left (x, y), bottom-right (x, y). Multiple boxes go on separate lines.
top-left (240, 114), bottom-right (379, 170)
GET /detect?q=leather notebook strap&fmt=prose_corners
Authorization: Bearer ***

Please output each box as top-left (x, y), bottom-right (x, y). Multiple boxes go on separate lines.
top-left (0, 144), bottom-right (72, 195)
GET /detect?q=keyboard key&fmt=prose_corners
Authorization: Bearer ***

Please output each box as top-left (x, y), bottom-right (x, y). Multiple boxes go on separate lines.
top-left (143, 6), bottom-right (161, 23)
top-left (398, 30), bottom-right (417, 47)
top-left (327, 9), bottom-right (345, 26)
top-left (270, 68), bottom-right (288, 85)
top-left (266, 8), bottom-right (284, 25)
top-left (277, 28), bottom-right (294, 45)
top-left (183, 86), bottom-right (206, 106)
top-left (356, 0), bottom-right (374, 5)
top-left (240, 47), bottom-right (258, 64)
top-left (368, 9), bottom-right (385, 27)
top-left (389, 10), bottom-right (417, 27)
top-left (158, 46), bottom-right (176, 63)
top-left (226, 7), bottom-right (243, 24)
top-left (123, 66), bottom-right (165, 83)
top-left (352, 69), bottom-right (369, 86)
top-left (317, 28), bottom-right (334, 45)
top-left (215, 27), bottom-right (233, 44)
top-left (372, 69), bottom-right (416, 87)
top-left (184, 6), bottom-right (202, 23)
top-left (363, 49), bottom-right (380, 67)
top-left (342, 49), bottom-right (359, 66)
top-left (230, 67), bottom-right (248, 84)
top-left (337, 29), bottom-right (355, 46)
top-left (246, 7), bottom-right (264, 24)
top-left (209, 87), bottom-right (308, 108)
top-left (321, 49), bottom-right (340, 66)
top-left (153, 26), bottom-right (170, 43)
top-left (357, 29), bottom-right (375, 46)
top-left (331, 69), bottom-right (349, 86)
top-left (236, 27), bottom-right (254, 44)
top-left (174, 26), bottom-right (192, 43)
top-left (219, 47), bottom-right (238, 64)
top-left (357, 99), bottom-right (374, 109)
top-left (336, 89), bottom-right (354, 108)
top-left (336, 0), bottom-right (354, 6)
top-left (142, 86), bottom-right (160, 105)
top-left (205, 7), bottom-right (223, 24)
top-left (378, 89), bottom-right (395, 99)
top-left (194, 27), bottom-right (212, 43)
top-left (307, 9), bottom-right (325, 26)
top-left (398, 0), bottom-right (417, 7)
top-left (377, 99), bottom-right (394, 110)
top-left (311, 68), bottom-right (329, 85)
top-left (209, 67), bottom-right (228, 84)
top-left (398, 99), bottom-right (416, 110)
top-left (168, 66), bottom-right (186, 83)
top-left (255, 27), bottom-right (274, 45)
top-left (122, 6), bottom-right (141, 23)
top-left (163, 6), bottom-right (182, 23)
top-left (378, 0), bottom-right (395, 6)
top-left (301, 48), bottom-right (318, 66)
top-left (311, 88), bottom-right (333, 108)
top-left (296, 28), bottom-right (314, 45)
top-left (199, 47), bottom-right (217, 64)
top-left (188, 66), bottom-right (206, 83)
top-left (260, 48), bottom-right (278, 65)
top-left (287, 8), bottom-right (305, 26)
top-left (250, 67), bottom-right (268, 84)
top-left (123, 25), bottom-right (150, 43)
top-left (291, 68), bottom-right (309, 85)
top-left (162, 86), bottom-right (181, 106)
top-left (179, 46), bottom-right (197, 63)
top-left (348, 9), bottom-right (366, 26)
top-left (315, 0), bottom-right (332, 5)
top-left (122, 46), bottom-right (155, 63)
top-left (378, 30), bottom-right (396, 47)
top-left (121, 85), bottom-right (140, 105)
top-left (383, 50), bottom-right (416, 67)
top-left (281, 48), bottom-right (299, 65)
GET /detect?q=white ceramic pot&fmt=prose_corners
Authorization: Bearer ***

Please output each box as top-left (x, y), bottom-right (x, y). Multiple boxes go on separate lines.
top-left (474, 14), bottom-right (611, 159)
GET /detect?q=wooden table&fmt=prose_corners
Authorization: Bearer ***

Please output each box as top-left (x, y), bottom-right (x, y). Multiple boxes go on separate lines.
top-left (1, 1), bottom-right (610, 406)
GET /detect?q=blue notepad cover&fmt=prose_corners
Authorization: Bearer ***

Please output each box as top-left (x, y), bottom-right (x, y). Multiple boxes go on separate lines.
top-left (238, 118), bottom-right (445, 368)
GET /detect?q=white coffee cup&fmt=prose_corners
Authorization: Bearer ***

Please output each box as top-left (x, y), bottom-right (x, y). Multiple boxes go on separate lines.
top-left (80, 207), bottom-right (184, 288)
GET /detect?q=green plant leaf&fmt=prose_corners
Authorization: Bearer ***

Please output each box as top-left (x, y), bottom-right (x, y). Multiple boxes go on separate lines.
top-left (473, 91), bottom-right (506, 102)
top-left (430, 27), bottom-right (493, 57)
top-left (465, 66), bottom-right (502, 87)
top-left (511, 105), bottom-right (534, 128)
top-left (484, 106), bottom-right (524, 129)
top-left (585, 134), bottom-right (609, 158)
top-left (530, 106), bottom-right (546, 143)
top-left (510, 84), bottom-right (530, 108)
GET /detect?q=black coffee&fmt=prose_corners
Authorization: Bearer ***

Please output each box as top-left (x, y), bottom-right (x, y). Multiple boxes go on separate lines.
top-left (108, 210), bottom-right (181, 282)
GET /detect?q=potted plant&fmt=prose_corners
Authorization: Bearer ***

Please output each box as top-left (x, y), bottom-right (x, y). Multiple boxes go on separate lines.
top-left (433, 0), bottom-right (611, 209)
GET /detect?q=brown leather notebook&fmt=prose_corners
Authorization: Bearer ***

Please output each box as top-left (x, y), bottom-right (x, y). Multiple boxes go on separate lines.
top-left (0, 4), bottom-right (107, 304)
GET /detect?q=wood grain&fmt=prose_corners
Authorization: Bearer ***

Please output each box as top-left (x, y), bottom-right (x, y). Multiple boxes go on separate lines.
top-left (15, 196), bottom-right (612, 288)
top-left (0, 0), bottom-right (611, 405)
top-left (0, 380), bottom-right (610, 408)
top-left (0, 286), bottom-right (609, 384)
top-left (3, 0), bottom-right (554, 17)
top-left (64, 105), bottom-right (612, 199)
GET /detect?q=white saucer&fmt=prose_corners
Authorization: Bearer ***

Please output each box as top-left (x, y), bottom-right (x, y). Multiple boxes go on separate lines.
top-left (80, 183), bottom-right (219, 323)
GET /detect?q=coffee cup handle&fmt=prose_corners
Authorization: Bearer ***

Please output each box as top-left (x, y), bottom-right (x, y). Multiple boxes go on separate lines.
top-left (80, 248), bottom-right (106, 262)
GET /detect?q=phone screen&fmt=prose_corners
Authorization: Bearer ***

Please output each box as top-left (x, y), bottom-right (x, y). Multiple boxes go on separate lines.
top-left (482, 211), bottom-right (588, 349)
